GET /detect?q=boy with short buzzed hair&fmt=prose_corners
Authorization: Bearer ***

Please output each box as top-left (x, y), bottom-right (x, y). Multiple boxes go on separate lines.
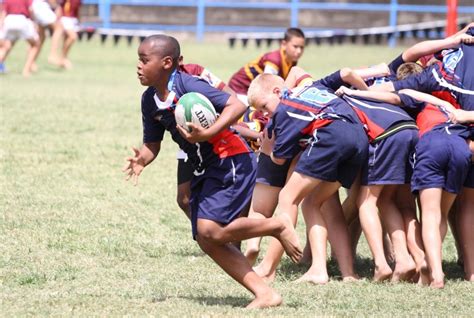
top-left (124, 34), bottom-right (302, 309)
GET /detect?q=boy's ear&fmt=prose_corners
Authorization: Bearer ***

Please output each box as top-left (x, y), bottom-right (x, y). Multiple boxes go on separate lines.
top-left (162, 56), bottom-right (174, 70)
top-left (272, 87), bottom-right (281, 95)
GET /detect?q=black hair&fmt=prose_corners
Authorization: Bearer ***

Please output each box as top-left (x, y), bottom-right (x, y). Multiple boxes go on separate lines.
top-left (283, 27), bottom-right (305, 41)
top-left (143, 34), bottom-right (181, 67)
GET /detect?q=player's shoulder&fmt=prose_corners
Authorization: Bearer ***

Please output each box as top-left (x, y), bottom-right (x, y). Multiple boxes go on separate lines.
top-left (180, 63), bottom-right (205, 76)
top-left (262, 49), bottom-right (282, 63)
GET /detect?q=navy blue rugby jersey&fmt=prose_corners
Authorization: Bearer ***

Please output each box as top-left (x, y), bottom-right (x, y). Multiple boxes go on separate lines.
top-left (271, 71), bottom-right (361, 159)
top-left (342, 95), bottom-right (415, 142)
top-left (393, 39), bottom-right (474, 112)
top-left (141, 71), bottom-right (251, 172)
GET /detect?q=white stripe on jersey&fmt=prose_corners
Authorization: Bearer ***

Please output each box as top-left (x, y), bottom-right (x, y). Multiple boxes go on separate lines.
top-left (432, 69), bottom-right (474, 95)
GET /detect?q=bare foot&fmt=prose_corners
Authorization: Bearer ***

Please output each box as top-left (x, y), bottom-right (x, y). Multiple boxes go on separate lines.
top-left (417, 263), bottom-right (431, 286)
top-left (253, 263), bottom-right (276, 284)
top-left (275, 214), bottom-right (302, 263)
top-left (296, 272), bottom-right (329, 285)
top-left (48, 55), bottom-right (61, 66)
top-left (22, 69), bottom-right (31, 77)
top-left (429, 272), bottom-right (445, 289)
top-left (30, 63), bottom-right (38, 73)
top-left (342, 274), bottom-right (360, 282)
top-left (61, 59), bottom-right (73, 70)
top-left (374, 264), bottom-right (392, 282)
top-left (430, 279), bottom-right (445, 289)
top-left (244, 248), bottom-right (259, 266)
top-left (392, 259), bottom-right (417, 282)
top-left (246, 289), bottom-right (282, 309)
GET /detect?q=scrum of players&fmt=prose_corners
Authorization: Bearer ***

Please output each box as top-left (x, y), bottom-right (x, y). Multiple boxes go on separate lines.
top-left (124, 23), bottom-right (474, 308)
top-left (0, 0), bottom-right (81, 76)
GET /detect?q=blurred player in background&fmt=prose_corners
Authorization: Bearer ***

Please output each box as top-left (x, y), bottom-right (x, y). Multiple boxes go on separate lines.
top-left (0, 0), bottom-right (40, 76)
top-left (48, 0), bottom-right (80, 69)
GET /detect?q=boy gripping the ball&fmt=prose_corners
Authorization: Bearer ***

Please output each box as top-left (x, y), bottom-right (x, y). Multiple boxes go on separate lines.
top-left (123, 34), bottom-right (302, 309)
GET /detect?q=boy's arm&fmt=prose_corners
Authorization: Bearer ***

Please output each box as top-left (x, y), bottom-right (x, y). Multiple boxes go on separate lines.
top-left (353, 63), bottom-right (390, 80)
top-left (178, 94), bottom-right (247, 143)
top-left (398, 89), bottom-right (457, 113)
top-left (339, 68), bottom-right (369, 91)
top-left (335, 86), bottom-right (401, 104)
top-left (284, 66), bottom-right (311, 89)
top-left (402, 33), bottom-right (474, 62)
top-left (122, 142), bottom-right (161, 185)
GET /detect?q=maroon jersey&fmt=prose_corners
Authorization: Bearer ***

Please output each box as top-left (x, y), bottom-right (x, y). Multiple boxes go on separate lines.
top-left (60, 0), bottom-right (81, 18)
top-left (179, 63), bottom-right (226, 91)
top-left (228, 48), bottom-right (295, 94)
top-left (4, 0), bottom-right (32, 17)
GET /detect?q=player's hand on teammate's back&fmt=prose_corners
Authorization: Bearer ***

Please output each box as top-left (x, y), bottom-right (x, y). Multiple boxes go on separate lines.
top-left (123, 147), bottom-right (145, 186)
top-left (260, 128), bottom-right (275, 156)
top-left (176, 123), bottom-right (212, 143)
top-left (456, 33), bottom-right (474, 45)
top-left (335, 86), bottom-right (353, 97)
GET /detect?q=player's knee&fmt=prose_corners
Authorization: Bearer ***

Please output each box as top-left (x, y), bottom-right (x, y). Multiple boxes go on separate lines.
top-left (176, 193), bottom-right (190, 213)
top-left (197, 223), bottom-right (223, 243)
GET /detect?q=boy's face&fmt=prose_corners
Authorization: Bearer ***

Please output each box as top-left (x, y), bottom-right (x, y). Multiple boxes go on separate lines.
top-left (282, 37), bottom-right (305, 63)
top-left (137, 41), bottom-right (172, 87)
top-left (253, 88), bottom-right (281, 117)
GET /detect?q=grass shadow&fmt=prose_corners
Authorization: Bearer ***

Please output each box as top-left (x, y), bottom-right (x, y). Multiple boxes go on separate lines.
top-left (151, 295), bottom-right (249, 307)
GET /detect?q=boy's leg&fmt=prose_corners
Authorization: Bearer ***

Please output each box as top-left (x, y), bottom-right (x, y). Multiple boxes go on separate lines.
top-left (23, 38), bottom-right (40, 77)
top-left (458, 187), bottom-right (474, 281)
top-left (196, 236), bottom-right (281, 309)
top-left (253, 172), bottom-right (325, 281)
top-left (0, 39), bottom-right (14, 64)
top-left (296, 192), bottom-right (329, 284)
top-left (197, 214), bottom-right (302, 263)
top-left (357, 185), bottom-right (393, 281)
top-left (342, 178), bottom-right (362, 258)
top-left (48, 21), bottom-right (63, 65)
top-left (321, 192), bottom-right (359, 281)
top-left (244, 183), bottom-right (280, 265)
top-left (419, 188), bottom-right (456, 288)
top-left (447, 201), bottom-right (463, 266)
top-left (61, 29), bottom-right (77, 69)
top-left (396, 185), bottom-right (429, 284)
top-left (378, 185), bottom-right (416, 282)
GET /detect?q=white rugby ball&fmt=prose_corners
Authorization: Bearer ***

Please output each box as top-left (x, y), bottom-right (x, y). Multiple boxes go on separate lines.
top-left (175, 92), bottom-right (217, 132)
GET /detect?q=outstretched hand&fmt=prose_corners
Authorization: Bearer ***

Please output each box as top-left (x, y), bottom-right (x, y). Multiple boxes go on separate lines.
top-left (122, 147), bottom-right (145, 186)
top-left (176, 123), bottom-right (212, 143)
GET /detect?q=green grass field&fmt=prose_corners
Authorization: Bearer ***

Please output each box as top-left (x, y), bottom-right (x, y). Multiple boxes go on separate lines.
top-left (1, 37), bottom-right (473, 316)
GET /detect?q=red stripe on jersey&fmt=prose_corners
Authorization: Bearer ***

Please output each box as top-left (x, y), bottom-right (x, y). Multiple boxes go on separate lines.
top-left (208, 129), bottom-right (250, 158)
top-left (281, 99), bottom-right (321, 114)
top-left (301, 119), bottom-right (333, 135)
top-left (432, 91), bottom-right (461, 109)
top-left (417, 104), bottom-right (450, 136)
top-left (295, 74), bottom-right (312, 87)
top-left (351, 107), bottom-right (385, 141)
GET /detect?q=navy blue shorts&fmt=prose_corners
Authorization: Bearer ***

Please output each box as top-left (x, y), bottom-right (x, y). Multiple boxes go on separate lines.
top-left (361, 128), bottom-right (418, 186)
top-left (190, 152), bottom-right (257, 239)
top-left (256, 153), bottom-right (291, 188)
top-left (411, 130), bottom-right (471, 194)
top-left (464, 164), bottom-right (474, 188)
top-left (295, 120), bottom-right (368, 189)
